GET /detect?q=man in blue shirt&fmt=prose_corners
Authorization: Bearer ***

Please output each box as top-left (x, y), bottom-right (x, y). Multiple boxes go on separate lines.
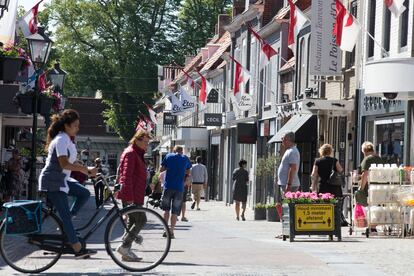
top-left (160, 145), bottom-right (192, 238)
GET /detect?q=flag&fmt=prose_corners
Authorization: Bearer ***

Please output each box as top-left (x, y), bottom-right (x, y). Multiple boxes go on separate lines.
top-left (228, 55), bottom-right (251, 102)
top-left (385, 0), bottom-right (406, 17)
top-left (18, 0), bottom-right (44, 38)
top-left (195, 71), bottom-right (212, 105)
top-left (288, 0), bottom-right (308, 51)
top-left (165, 90), bottom-right (183, 114)
top-left (179, 86), bottom-right (196, 112)
top-left (135, 119), bottom-right (148, 132)
top-left (182, 69), bottom-right (195, 89)
top-left (334, 0), bottom-right (360, 52)
top-left (0, 0), bottom-right (18, 44)
top-left (145, 103), bottom-right (157, 123)
top-left (249, 26), bottom-right (278, 68)
top-left (143, 116), bottom-right (155, 132)
top-left (38, 71), bottom-right (47, 91)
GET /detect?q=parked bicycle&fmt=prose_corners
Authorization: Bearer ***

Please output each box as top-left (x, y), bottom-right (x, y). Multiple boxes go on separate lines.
top-left (0, 174), bottom-right (171, 273)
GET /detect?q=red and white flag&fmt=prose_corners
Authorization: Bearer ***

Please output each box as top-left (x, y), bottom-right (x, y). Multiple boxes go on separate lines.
top-left (288, 0), bottom-right (308, 51)
top-left (195, 71), bottom-right (215, 105)
top-left (248, 26), bottom-right (278, 69)
top-left (143, 116), bottom-right (155, 132)
top-left (334, 0), bottom-right (360, 52)
top-left (145, 103), bottom-right (157, 123)
top-left (182, 69), bottom-right (195, 90)
top-left (0, 0), bottom-right (18, 44)
top-left (228, 55), bottom-right (251, 102)
top-left (385, 0), bottom-right (406, 17)
top-left (135, 119), bottom-right (148, 132)
top-left (18, 0), bottom-right (44, 38)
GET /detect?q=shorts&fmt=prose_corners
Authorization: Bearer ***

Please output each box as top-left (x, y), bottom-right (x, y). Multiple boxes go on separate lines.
top-left (161, 189), bottom-right (183, 216)
top-left (275, 185), bottom-right (299, 204)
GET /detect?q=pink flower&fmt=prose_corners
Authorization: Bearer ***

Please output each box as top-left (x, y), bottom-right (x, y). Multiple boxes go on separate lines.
top-left (285, 192), bottom-right (293, 199)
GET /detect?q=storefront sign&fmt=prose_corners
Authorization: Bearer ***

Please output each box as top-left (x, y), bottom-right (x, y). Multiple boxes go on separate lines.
top-left (309, 0), bottom-right (342, 76)
top-left (163, 112), bottom-right (177, 125)
top-left (295, 204), bottom-right (334, 231)
top-left (237, 123), bottom-right (257, 144)
top-left (207, 89), bottom-right (219, 103)
top-left (237, 94), bottom-right (253, 111)
top-left (204, 113), bottom-right (222, 126)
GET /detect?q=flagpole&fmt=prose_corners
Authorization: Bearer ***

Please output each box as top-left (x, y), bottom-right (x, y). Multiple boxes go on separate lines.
top-left (352, 17), bottom-right (389, 57)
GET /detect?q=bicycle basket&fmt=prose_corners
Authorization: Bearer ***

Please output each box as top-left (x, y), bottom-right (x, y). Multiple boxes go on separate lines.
top-left (3, 200), bottom-right (42, 235)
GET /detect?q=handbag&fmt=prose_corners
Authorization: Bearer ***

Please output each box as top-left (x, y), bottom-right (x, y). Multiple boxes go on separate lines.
top-left (327, 159), bottom-right (345, 186)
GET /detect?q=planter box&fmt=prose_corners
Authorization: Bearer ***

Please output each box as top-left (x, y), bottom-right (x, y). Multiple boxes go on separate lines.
top-left (266, 207), bottom-right (280, 222)
top-left (282, 203), bottom-right (342, 242)
top-left (0, 57), bottom-right (24, 83)
top-left (17, 94), bottom-right (54, 115)
top-left (38, 96), bottom-right (54, 116)
top-left (254, 208), bottom-right (266, 220)
top-left (18, 94), bottom-right (34, 114)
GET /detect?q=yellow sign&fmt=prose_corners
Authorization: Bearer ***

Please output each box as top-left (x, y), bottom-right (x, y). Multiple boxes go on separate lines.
top-left (294, 204), bottom-right (334, 231)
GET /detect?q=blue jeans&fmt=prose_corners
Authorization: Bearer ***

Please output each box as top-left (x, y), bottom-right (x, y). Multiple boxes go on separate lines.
top-left (161, 189), bottom-right (183, 216)
top-left (47, 181), bottom-right (90, 244)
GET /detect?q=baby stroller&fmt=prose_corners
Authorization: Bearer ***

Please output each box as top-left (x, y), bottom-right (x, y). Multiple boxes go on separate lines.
top-left (146, 191), bottom-right (162, 209)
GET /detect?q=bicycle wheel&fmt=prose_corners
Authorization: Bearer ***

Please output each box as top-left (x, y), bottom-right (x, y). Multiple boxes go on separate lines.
top-left (0, 208), bottom-right (64, 273)
top-left (105, 206), bottom-right (171, 272)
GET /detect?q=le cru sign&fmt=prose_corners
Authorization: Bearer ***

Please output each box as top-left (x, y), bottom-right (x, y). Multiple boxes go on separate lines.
top-left (204, 113), bottom-right (222, 126)
top-left (163, 113), bottom-right (177, 125)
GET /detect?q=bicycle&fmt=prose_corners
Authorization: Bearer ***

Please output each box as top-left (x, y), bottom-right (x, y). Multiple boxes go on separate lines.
top-left (0, 174), bottom-right (171, 273)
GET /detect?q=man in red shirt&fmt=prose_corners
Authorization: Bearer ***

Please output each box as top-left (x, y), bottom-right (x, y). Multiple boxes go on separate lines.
top-left (115, 130), bottom-right (151, 262)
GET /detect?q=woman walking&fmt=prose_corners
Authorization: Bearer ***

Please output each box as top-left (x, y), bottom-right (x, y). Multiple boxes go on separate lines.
top-left (39, 109), bottom-right (97, 258)
top-left (233, 159), bottom-right (249, 221)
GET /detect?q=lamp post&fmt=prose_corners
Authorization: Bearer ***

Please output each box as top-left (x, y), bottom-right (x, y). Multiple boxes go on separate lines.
top-left (26, 27), bottom-right (53, 200)
top-left (86, 137), bottom-right (91, 166)
top-left (47, 60), bottom-right (67, 93)
top-left (0, 0), bottom-right (10, 19)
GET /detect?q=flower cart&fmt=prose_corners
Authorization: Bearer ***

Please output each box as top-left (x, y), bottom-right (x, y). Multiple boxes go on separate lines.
top-left (282, 191), bottom-right (342, 242)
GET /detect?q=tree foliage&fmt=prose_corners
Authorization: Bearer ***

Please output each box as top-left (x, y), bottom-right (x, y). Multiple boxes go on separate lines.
top-left (48, 0), bottom-right (181, 140)
top-left (177, 0), bottom-right (232, 56)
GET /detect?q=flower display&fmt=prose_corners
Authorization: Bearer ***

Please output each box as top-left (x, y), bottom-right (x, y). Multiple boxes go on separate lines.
top-left (283, 191), bottom-right (338, 204)
top-left (42, 85), bottom-right (64, 112)
top-left (0, 44), bottom-right (31, 68)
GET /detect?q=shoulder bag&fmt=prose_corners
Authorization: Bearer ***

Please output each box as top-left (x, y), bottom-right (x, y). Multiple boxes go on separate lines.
top-left (327, 159), bottom-right (345, 187)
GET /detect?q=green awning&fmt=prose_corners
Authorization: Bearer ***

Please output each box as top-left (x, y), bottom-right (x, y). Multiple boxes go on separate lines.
top-left (77, 141), bottom-right (127, 151)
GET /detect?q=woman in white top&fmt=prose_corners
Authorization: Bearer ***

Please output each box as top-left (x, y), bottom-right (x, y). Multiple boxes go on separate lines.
top-left (39, 109), bottom-right (97, 258)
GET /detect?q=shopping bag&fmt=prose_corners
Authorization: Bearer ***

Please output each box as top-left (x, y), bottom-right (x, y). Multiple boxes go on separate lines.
top-left (354, 203), bottom-right (367, 228)
top-left (355, 188), bottom-right (368, 207)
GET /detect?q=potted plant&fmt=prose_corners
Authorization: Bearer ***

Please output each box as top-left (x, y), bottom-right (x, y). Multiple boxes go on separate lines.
top-left (0, 45), bottom-right (28, 83)
top-left (266, 203), bottom-right (279, 222)
top-left (254, 203), bottom-right (266, 220)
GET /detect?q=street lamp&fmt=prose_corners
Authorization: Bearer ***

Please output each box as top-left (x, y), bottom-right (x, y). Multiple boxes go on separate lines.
top-left (47, 60), bottom-right (67, 93)
top-left (86, 137), bottom-right (91, 166)
top-left (0, 0), bottom-right (10, 19)
top-left (26, 27), bottom-right (53, 200)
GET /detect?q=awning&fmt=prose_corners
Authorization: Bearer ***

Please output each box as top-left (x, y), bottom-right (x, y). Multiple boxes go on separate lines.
top-left (268, 113), bottom-right (316, 143)
top-left (77, 141), bottom-right (127, 152)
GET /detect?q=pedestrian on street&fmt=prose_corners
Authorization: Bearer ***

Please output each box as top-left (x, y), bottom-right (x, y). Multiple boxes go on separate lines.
top-left (39, 109), bottom-right (97, 258)
top-left (359, 141), bottom-right (383, 234)
top-left (275, 132), bottom-right (300, 222)
top-left (160, 145), bottom-right (192, 238)
top-left (190, 156), bottom-right (208, 211)
top-left (92, 158), bottom-right (105, 208)
top-left (181, 173), bottom-right (192, 222)
top-left (232, 159), bottom-right (249, 221)
top-left (6, 149), bottom-right (23, 200)
top-left (116, 129), bottom-right (152, 261)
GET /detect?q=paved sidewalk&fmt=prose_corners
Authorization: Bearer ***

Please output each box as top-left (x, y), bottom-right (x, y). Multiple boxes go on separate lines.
top-left (0, 187), bottom-right (413, 275)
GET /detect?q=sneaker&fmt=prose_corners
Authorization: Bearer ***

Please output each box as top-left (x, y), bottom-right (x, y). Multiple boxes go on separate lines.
top-left (191, 201), bottom-right (196, 210)
top-left (241, 215), bottom-right (246, 221)
top-left (74, 248), bottom-right (97, 259)
top-left (162, 231), bottom-right (167, 238)
top-left (181, 217), bottom-right (188, 222)
top-left (196, 207), bottom-right (201, 211)
top-left (116, 244), bottom-right (142, 262)
top-left (134, 235), bottom-right (143, 245)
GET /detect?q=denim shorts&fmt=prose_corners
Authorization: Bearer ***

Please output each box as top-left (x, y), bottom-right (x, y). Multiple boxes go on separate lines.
top-left (161, 189), bottom-right (183, 216)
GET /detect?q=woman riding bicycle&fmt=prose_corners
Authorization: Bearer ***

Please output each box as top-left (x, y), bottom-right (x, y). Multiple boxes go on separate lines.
top-left (39, 109), bottom-right (98, 258)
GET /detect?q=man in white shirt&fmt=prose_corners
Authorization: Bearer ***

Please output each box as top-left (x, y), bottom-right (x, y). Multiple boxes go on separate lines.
top-left (190, 156), bottom-right (208, 210)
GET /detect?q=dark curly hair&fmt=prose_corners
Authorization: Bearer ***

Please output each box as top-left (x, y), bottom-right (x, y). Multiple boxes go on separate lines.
top-left (45, 109), bottom-right (80, 151)
top-left (238, 159), bottom-right (247, 167)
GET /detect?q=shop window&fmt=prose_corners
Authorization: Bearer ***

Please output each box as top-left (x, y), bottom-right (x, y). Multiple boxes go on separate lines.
top-left (374, 118), bottom-right (405, 165)
top-left (383, 4), bottom-right (391, 52)
top-left (400, 0), bottom-right (409, 49)
top-left (367, 0), bottom-right (376, 58)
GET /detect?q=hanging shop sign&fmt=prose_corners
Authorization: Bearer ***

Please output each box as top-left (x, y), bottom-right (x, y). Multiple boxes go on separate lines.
top-left (163, 113), bottom-right (177, 125)
top-left (237, 123), bottom-right (257, 144)
top-left (309, 0), bottom-right (342, 76)
top-left (295, 204), bottom-right (334, 231)
top-left (237, 94), bottom-right (254, 111)
top-left (207, 89), bottom-right (219, 103)
top-left (204, 113), bottom-right (222, 126)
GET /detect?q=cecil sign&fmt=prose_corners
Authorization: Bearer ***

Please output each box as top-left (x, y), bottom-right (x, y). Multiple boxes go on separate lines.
top-left (294, 204), bottom-right (334, 231)
top-left (204, 113), bottom-right (222, 126)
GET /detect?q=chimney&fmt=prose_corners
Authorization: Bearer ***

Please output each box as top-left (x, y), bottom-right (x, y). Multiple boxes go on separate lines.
top-left (216, 14), bottom-right (231, 37)
top-left (262, 0), bottom-right (283, 26)
top-left (233, 0), bottom-right (245, 17)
